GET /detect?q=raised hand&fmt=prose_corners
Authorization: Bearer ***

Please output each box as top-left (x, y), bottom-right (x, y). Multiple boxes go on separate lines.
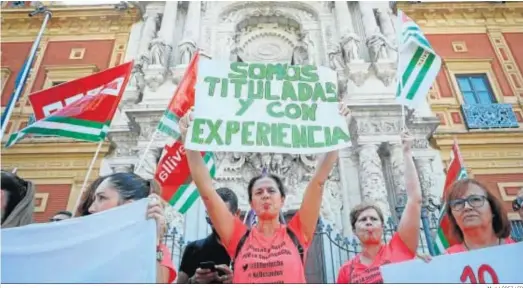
top-left (146, 194), bottom-right (167, 245)
top-left (338, 102), bottom-right (352, 124)
top-left (179, 107), bottom-right (194, 141)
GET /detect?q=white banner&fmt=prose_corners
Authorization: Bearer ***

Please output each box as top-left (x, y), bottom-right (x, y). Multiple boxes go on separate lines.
top-left (185, 59), bottom-right (352, 154)
top-left (1, 199), bottom-right (156, 283)
top-left (381, 242), bottom-right (523, 283)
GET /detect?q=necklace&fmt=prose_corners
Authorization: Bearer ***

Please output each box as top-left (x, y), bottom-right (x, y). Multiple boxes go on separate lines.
top-left (463, 238), bottom-right (501, 251)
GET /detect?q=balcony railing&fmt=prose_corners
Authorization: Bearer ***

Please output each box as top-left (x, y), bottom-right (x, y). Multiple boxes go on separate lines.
top-left (461, 103), bottom-right (520, 129)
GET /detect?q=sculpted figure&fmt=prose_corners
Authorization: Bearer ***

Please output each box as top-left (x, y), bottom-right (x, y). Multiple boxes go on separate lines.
top-left (340, 32), bottom-right (362, 63)
top-left (178, 40), bottom-right (197, 65)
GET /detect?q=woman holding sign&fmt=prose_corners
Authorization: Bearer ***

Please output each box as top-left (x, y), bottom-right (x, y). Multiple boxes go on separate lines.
top-left (443, 179), bottom-right (514, 254)
top-left (179, 104), bottom-right (352, 284)
top-left (87, 173), bottom-right (177, 284)
top-left (336, 131), bottom-right (423, 284)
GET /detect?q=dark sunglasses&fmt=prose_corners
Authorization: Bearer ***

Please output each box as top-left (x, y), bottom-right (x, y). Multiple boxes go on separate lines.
top-left (513, 197), bottom-right (523, 212)
top-left (448, 195), bottom-right (487, 212)
top-left (49, 218), bottom-right (63, 222)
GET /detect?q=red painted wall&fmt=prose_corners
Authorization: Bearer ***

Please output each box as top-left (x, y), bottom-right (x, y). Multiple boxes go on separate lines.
top-left (31, 40), bottom-right (115, 93)
top-left (503, 32), bottom-right (523, 82)
top-left (33, 184), bottom-right (72, 223)
top-left (427, 34), bottom-right (514, 97)
top-left (1, 42), bottom-right (32, 106)
top-left (474, 173), bottom-right (523, 216)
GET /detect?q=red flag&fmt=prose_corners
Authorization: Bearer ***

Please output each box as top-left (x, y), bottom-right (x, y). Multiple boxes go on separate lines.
top-left (6, 62), bottom-right (133, 148)
top-left (437, 140), bottom-right (468, 250)
top-left (29, 62), bottom-right (133, 121)
top-left (155, 52), bottom-right (201, 201)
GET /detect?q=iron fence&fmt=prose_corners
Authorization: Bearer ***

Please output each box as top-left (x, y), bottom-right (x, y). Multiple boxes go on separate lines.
top-left (161, 212), bottom-right (522, 283)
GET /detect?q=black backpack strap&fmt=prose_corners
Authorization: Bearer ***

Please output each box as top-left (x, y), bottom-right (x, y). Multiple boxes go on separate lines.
top-left (231, 228), bottom-right (305, 269)
top-left (286, 227), bottom-right (305, 264)
top-left (231, 229), bottom-right (251, 270)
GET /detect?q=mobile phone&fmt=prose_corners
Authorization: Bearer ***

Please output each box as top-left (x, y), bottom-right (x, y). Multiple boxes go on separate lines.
top-left (199, 261), bottom-right (216, 272)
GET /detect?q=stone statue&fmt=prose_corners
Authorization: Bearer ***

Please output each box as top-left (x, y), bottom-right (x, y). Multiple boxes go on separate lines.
top-left (292, 35), bottom-right (309, 65)
top-left (328, 44), bottom-right (346, 71)
top-left (148, 37), bottom-right (168, 67)
top-left (178, 40), bottom-right (197, 65)
top-left (304, 32), bottom-right (316, 66)
top-left (340, 32), bottom-right (362, 63)
top-left (366, 33), bottom-right (395, 62)
top-left (228, 33), bottom-right (243, 62)
top-left (129, 63), bottom-right (145, 91)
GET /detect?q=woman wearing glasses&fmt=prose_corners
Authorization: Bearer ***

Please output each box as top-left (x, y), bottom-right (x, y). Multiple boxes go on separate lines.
top-left (445, 179), bottom-right (515, 254)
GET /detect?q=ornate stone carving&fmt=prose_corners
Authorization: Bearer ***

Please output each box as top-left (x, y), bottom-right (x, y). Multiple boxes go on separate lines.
top-left (110, 164), bottom-right (135, 173)
top-left (149, 38), bottom-right (169, 67)
top-left (357, 119), bottom-right (401, 136)
top-left (228, 32), bottom-right (244, 62)
top-left (327, 44), bottom-right (346, 71)
top-left (217, 152), bottom-right (316, 197)
top-left (358, 143), bottom-right (390, 217)
top-left (220, 3), bottom-right (316, 24)
top-left (340, 32), bottom-right (362, 63)
top-left (178, 40), bottom-right (197, 65)
top-left (292, 32), bottom-right (310, 65)
top-left (366, 34), bottom-right (394, 62)
top-left (389, 143), bottom-right (407, 197)
top-left (123, 63), bottom-right (145, 104)
top-left (414, 157), bottom-right (436, 200)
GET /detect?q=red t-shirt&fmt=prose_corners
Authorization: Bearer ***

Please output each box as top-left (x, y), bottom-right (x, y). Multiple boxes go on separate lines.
top-left (336, 233), bottom-right (415, 284)
top-left (224, 213), bottom-right (310, 284)
top-left (445, 237), bottom-right (516, 254)
top-left (158, 243), bottom-right (177, 283)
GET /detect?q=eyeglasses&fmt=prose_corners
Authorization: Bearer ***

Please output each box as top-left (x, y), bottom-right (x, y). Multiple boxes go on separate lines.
top-left (448, 195), bottom-right (487, 212)
top-left (513, 196), bottom-right (523, 212)
top-left (49, 218), bottom-right (63, 222)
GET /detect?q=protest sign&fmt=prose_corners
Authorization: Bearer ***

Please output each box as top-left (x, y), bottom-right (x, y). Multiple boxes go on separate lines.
top-left (185, 59), bottom-right (352, 154)
top-left (1, 199), bottom-right (156, 283)
top-left (381, 242), bottom-right (523, 283)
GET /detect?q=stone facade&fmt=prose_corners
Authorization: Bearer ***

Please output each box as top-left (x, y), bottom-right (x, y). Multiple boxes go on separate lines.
top-left (101, 1), bottom-right (446, 236)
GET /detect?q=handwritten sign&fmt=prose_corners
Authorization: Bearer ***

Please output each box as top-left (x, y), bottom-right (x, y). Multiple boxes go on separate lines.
top-left (380, 242), bottom-right (523, 283)
top-left (184, 59), bottom-right (352, 154)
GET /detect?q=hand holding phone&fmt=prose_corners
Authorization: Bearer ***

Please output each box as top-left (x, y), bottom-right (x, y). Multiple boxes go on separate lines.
top-left (193, 262), bottom-right (218, 284)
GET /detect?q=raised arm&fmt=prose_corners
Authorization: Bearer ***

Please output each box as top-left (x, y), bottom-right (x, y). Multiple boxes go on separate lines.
top-left (180, 110), bottom-right (236, 246)
top-left (397, 131), bottom-right (423, 253)
top-left (297, 104), bottom-right (351, 243)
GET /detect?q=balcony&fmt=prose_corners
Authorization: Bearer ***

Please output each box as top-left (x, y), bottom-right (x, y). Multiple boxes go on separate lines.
top-left (461, 103), bottom-right (520, 129)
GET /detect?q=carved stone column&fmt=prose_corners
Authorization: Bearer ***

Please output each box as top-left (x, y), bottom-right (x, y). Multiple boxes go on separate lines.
top-left (414, 156), bottom-right (436, 202)
top-left (389, 143), bottom-right (407, 219)
top-left (124, 21), bottom-right (144, 63)
top-left (335, 1), bottom-right (362, 64)
top-left (144, 1), bottom-right (179, 91)
top-left (358, 2), bottom-right (389, 63)
top-left (358, 143), bottom-right (391, 219)
top-left (138, 9), bottom-right (161, 66)
top-left (338, 148), bottom-right (362, 236)
top-left (177, 1), bottom-right (201, 66)
top-left (376, 7), bottom-right (397, 62)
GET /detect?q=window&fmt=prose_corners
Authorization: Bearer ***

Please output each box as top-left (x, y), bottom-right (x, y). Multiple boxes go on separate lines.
top-left (456, 74), bottom-right (496, 105)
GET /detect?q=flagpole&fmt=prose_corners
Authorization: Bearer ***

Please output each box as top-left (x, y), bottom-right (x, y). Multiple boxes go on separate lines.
top-left (73, 140), bottom-right (104, 211)
top-left (0, 5), bottom-right (52, 138)
top-left (135, 130), bottom-right (159, 173)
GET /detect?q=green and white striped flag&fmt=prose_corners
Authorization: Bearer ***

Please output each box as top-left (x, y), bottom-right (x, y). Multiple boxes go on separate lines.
top-left (168, 152), bottom-right (216, 214)
top-left (158, 110), bottom-right (181, 140)
top-left (396, 9), bottom-right (441, 108)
